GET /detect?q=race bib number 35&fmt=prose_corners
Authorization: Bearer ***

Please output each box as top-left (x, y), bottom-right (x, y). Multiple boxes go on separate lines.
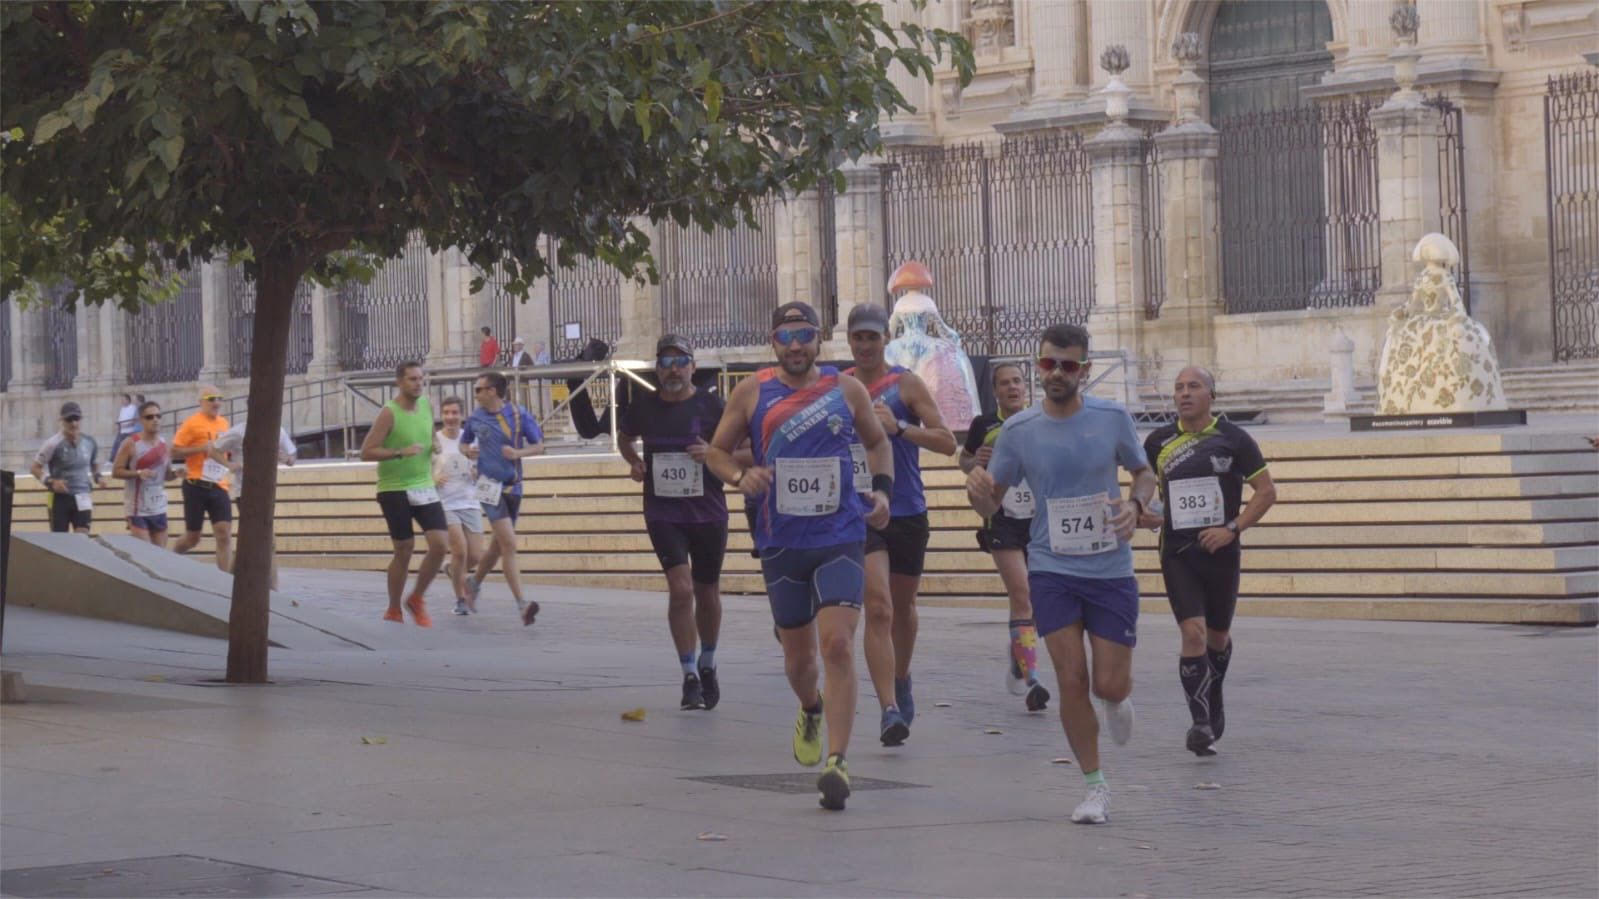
top-left (849, 444), bottom-right (870, 496)
top-left (775, 457), bottom-right (841, 517)
top-left (652, 452), bottom-right (703, 498)
top-left (1046, 494), bottom-right (1116, 555)
top-left (1168, 476), bottom-right (1224, 530)
top-left (1001, 479), bottom-right (1035, 519)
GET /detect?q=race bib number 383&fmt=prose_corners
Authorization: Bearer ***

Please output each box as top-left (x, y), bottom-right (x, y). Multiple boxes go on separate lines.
top-left (775, 457), bottom-right (841, 517)
top-left (652, 452), bottom-right (703, 498)
top-left (1168, 476), bottom-right (1224, 530)
top-left (1046, 494), bottom-right (1116, 555)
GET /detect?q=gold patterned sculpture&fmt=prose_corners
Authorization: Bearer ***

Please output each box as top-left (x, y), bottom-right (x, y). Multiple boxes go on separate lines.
top-left (1377, 233), bottom-right (1506, 414)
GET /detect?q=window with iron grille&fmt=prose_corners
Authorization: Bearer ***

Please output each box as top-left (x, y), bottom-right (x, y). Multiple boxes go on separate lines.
top-left (228, 265), bottom-right (315, 377)
top-left (42, 285), bottom-right (78, 390)
top-left (658, 198), bottom-right (779, 349)
top-left (545, 237), bottom-right (624, 361)
top-left (338, 232), bottom-right (432, 372)
top-left (1545, 71), bottom-right (1599, 362)
top-left (126, 267), bottom-right (205, 384)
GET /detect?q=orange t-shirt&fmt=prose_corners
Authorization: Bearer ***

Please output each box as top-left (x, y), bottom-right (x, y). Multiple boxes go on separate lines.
top-left (174, 411), bottom-right (231, 489)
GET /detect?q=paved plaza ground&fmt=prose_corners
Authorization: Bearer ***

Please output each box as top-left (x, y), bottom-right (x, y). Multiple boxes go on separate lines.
top-left (1, 568), bottom-right (1595, 897)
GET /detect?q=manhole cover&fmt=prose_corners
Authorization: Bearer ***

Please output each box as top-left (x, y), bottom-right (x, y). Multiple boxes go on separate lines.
top-left (682, 773), bottom-right (928, 794)
top-left (0, 855), bottom-right (375, 897)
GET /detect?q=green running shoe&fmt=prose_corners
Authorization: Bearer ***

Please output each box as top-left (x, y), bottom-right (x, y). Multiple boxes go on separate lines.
top-left (792, 704), bottom-right (823, 767)
top-left (817, 754), bottom-right (851, 811)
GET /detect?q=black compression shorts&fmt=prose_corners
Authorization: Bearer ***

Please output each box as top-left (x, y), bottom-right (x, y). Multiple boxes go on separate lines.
top-left (646, 519), bottom-right (729, 585)
top-left (1161, 544), bottom-right (1241, 632)
top-left (376, 490), bottom-right (448, 541)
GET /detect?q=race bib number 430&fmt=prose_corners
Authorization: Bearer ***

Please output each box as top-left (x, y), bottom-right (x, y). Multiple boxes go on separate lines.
top-left (775, 457), bottom-right (841, 517)
top-left (652, 452), bottom-right (703, 498)
top-left (1046, 493), bottom-right (1116, 555)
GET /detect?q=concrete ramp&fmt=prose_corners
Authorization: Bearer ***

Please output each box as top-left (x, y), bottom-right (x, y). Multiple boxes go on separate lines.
top-left (5, 533), bottom-right (385, 650)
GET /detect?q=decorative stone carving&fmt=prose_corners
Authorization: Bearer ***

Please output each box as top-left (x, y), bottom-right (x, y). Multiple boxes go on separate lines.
top-left (1171, 32), bottom-right (1202, 67)
top-left (1376, 234), bottom-right (1506, 414)
top-left (1098, 45), bottom-right (1133, 123)
top-left (883, 262), bottom-right (981, 430)
top-left (1500, 3), bottom-right (1526, 51)
top-left (1099, 44), bottom-right (1131, 76)
top-left (1171, 32), bottom-right (1204, 123)
top-left (963, 0), bottom-right (1016, 55)
top-left (1388, 4), bottom-right (1421, 101)
top-left (1390, 3), bottom-right (1421, 42)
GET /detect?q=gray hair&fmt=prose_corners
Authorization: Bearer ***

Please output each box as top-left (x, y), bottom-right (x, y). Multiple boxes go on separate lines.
top-left (1176, 365), bottom-right (1216, 396)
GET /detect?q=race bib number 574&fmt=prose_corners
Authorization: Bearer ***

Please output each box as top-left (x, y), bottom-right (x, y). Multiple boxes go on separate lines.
top-left (1046, 494), bottom-right (1116, 555)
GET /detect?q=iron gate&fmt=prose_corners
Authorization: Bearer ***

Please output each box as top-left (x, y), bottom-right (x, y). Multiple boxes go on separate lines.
top-left (658, 197), bottom-right (779, 349)
top-left (42, 286), bottom-right (77, 390)
top-left (126, 268), bottom-right (205, 384)
top-left (546, 237), bottom-right (624, 360)
top-left (816, 180), bottom-right (839, 334)
top-left (1426, 94), bottom-right (1472, 312)
top-left (1141, 130), bottom-right (1166, 319)
top-left (476, 262), bottom-right (521, 355)
top-left (880, 133), bottom-right (1093, 357)
top-left (338, 232), bottom-right (431, 371)
top-left (1545, 70), bottom-right (1599, 362)
top-left (228, 265), bottom-right (314, 377)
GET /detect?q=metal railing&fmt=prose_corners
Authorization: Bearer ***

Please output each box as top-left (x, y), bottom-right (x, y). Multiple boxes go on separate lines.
top-left (228, 265), bottom-right (315, 377)
top-left (1545, 70), bottom-right (1599, 362)
top-left (658, 197), bottom-right (780, 349)
top-left (1141, 129), bottom-right (1167, 320)
top-left (154, 374), bottom-right (351, 460)
top-left (126, 267), bottom-right (205, 384)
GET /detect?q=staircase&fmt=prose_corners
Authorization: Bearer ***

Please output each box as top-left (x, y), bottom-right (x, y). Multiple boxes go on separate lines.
top-left (14, 427), bottom-right (1597, 625)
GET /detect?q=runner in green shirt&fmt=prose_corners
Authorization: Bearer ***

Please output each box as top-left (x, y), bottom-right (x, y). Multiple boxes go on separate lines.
top-left (360, 361), bottom-right (448, 627)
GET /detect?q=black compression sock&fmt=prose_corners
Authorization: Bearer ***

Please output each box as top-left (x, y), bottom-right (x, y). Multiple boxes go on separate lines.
top-left (1207, 640), bottom-right (1233, 681)
top-left (1179, 655), bottom-right (1212, 726)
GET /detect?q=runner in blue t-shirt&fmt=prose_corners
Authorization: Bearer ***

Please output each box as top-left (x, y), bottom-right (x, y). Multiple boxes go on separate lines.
top-left (966, 323), bottom-right (1157, 826)
top-left (707, 301), bottom-right (893, 812)
top-left (459, 371), bottom-right (545, 626)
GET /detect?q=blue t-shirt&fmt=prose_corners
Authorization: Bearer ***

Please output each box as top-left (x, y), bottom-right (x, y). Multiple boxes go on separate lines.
top-left (987, 397), bottom-right (1148, 579)
top-left (459, 403), bottom-right (543, 497)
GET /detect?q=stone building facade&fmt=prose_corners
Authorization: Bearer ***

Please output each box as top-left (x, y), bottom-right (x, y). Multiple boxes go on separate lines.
top-left (3, 0), bottom-right (1596, 466)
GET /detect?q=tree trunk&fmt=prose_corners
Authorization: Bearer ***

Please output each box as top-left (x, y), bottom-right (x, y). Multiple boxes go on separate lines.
top-left (225, 251), bottom-right (305, 683)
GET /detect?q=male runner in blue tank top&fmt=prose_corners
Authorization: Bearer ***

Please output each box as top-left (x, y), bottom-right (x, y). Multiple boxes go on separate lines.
top-left (707, 301), bottom-right (893, 812)
top-left (966, 323), bottom-right (1157, 825)
top-left (842, 303), bottom-right (957, 746)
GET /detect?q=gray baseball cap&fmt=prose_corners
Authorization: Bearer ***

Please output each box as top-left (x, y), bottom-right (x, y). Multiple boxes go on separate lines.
top-left (656, 334), bottom-right (695, 356)
top-left (59, 401), bottom-right (83, 420)
top-left (846, 303), bottom-right (889, 335)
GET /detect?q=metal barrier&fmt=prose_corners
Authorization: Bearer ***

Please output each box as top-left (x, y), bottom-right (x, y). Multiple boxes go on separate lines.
top-left (1426, 94), bottom-right (1472, 313)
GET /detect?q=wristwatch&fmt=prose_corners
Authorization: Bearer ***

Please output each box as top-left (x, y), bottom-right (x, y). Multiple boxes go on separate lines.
top-left (895, 419), bottom-right (911, 436)
top-left (1225, 520), bottom-right (1240, 534)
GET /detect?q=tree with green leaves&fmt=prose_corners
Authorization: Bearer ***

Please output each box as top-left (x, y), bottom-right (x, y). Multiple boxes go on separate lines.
top-left (2, 0), bottom-right (971, 681)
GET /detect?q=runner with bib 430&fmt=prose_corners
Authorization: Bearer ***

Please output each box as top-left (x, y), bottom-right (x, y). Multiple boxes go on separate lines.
top-left (707, 301), bottom-right (893, 812)
top-left (1141, 366), bottom-right (1276, 757)
top-left (965, 324), bottom-right (1157, 825)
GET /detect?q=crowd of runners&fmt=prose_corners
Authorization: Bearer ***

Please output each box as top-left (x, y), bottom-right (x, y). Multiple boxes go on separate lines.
top-left (31, 300), bottom-right (1277, 821)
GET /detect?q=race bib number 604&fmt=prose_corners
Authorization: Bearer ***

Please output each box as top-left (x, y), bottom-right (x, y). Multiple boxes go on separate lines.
top-left (1046, 493), bottom-right (1116, 555)
top-left (775, 457), bottom-right (841, 517)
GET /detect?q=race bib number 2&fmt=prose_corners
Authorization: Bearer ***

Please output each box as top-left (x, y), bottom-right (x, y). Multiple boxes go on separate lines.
top-left (775, 457), bottom-right (841, 517)
top-left (1046, 493), bottom-right (1116, 555)
top-left (652, 452), bottom-right (703, 498)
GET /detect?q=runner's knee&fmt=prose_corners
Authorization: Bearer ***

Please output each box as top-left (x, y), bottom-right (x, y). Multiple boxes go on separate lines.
top-left (1178, 618), bottom-right (1207, 654)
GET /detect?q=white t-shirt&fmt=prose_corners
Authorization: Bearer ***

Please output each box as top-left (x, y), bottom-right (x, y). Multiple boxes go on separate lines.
top-left (117, 404), bottom-right (140, 435)
top-left (434, 431), bottom-right (478, 511)
top-left (213, 425), bottom-right (297, 498)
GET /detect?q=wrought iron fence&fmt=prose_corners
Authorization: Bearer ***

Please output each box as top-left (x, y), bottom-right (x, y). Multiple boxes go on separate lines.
top-left (1141, 130), bottom-right (1166, 319)
top-left (1425, 94), bottom-right (1472, 313)
top-left (546, 237), bottom-right (624, 360)
top-left (475, 261), bottom-right (521, 357)
top-left (1545, 70), bottom-right (1599, 362)
top-left (228, 265), bottom-right (315, 377)
top-left (881, 134), bottom-right (1093, 357)
top-left (42, 286), bottom-right (77, 390)
top-left (1218, 97), bottom-right (1379, 313)
top-left (816, 180), bottom-right (839, 334)
top-left (126, 267), bottom-right (205, 384)
top-left (338, 232), bottom-right (432, 371)
top-left (658, 197), bottom-right (780, 349)
top-left (0, 300), bottom-right (11, 392)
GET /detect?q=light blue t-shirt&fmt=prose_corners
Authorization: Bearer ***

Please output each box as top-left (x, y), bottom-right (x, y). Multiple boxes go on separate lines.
top-left (987, 397), bottom-right (1148, 579)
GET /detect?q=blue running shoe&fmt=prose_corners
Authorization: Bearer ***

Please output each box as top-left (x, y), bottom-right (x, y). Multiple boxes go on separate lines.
top-left (895, 676), bottom-right (915, 725)
top-left (879, 706), bottom-right (909, 746)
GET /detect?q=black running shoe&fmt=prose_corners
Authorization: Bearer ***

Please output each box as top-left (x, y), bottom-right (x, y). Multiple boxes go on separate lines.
top-left (1025, 681), bottom-right (1051, 712)
top-left (1186, 722), bottom-right (1217, 756)
top-left (697, 666), bottom-right (720, 710)
top-left (681, 673), bottom-right (705, 710)
top-left (1209, 679), bottom-right (1226, 740)
top-left (520, 599), bottom-right (540, 627)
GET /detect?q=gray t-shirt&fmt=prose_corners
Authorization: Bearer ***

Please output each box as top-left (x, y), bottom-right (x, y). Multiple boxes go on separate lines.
top-left (34, 432), bottom-right (100, 494)
top-left (987, 397), bottom-right (1148, 579)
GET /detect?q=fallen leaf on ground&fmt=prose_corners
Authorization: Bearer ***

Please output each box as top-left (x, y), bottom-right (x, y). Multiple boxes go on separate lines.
top-left (360, 736), bottom-right (388, 745)
top-left (142, 675), bottom-right (165, 682)
top-left (621, 708), bottom-right (646, 722)
top-left (1136, 844), bottom-right (1154, 850)
top-left (696, 832), bottom-right (728, 842)
top-left (934, 701), bottom-right (952, 708)
top-left (290, 600), bottom-right (299, 607)
top-left (1051, 757), bottom-right (1075, 765)
top-left (1194, 782), bottom-right (1222, 790)
top-left (983, 727), bottom-right (1003, 734)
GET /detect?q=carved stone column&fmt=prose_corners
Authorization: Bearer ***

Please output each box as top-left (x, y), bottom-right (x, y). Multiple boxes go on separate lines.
top-left (827, 162), bottom-right (885, 357)
top-left (1028, 0), bottom-right (1088, 103)
top-left (616, 218), bottom-right (661, 360)
top-left (198, 261), bottom-right (232, 384)
top-left (1088, 0), bottom-right (1151, 94)
top-left (1084, 90), bottom-right (1147, 409)
top-left (882, 0), bottom-right (936, 144)
top-left (1371, 13), bottom-right (1442, 309)
top-left (1417, 0), bottom-right (1485, 68)
top-left (1332, 0), bottom-right (1397, 81)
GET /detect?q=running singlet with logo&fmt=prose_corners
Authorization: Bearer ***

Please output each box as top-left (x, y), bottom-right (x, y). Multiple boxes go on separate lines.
top-left (121, 435), bottom-right (170, 517)
top-left (964, 409), bottom-right (1033, 522)
top-left (748, 366), bottom-right (865, 550)
top-left (845, 365), bottom-right (924, 516)
top-left (1143, 416), bottom-right (1267, 552)
top-left (621, 389), bottom-right (727, 525)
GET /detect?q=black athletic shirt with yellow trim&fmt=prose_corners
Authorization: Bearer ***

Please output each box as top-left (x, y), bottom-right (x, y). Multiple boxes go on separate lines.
top-left (1143, 416), bottom-right (1267, 554)
top-left (964, 409), bottom-right (1031, 524)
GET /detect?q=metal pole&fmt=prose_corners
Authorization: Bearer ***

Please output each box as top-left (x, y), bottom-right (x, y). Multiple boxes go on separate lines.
top-left (608, 362), bottom-right (619, 455)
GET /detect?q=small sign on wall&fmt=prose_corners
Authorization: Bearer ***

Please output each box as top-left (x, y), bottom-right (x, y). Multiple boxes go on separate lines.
top-left (563, 322), bottom-right (582, 341)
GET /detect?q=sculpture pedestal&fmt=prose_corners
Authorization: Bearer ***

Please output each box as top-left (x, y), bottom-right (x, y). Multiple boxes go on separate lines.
top-left (1349, 409), bottom-right (1526, 432)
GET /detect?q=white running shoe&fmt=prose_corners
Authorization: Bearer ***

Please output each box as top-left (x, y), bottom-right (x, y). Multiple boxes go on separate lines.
top-left (1105, 698), bottom-right (1134, 746)
top-left (1071, 783), bottom-right (1110, 824)
top-left (1006, 655), bottom-right (1028, 696)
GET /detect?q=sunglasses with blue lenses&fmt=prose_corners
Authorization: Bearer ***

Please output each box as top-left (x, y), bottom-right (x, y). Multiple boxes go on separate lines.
top-left (656, 355), bottom-right (693, 370)
top-left (772, 326), bottom-right (819, 346)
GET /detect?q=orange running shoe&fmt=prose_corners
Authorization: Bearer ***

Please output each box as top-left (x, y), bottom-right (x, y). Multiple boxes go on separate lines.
top-left (404, 594), bottom-right (432, 628)
top-left (382, 607), bottom-right (404, 623)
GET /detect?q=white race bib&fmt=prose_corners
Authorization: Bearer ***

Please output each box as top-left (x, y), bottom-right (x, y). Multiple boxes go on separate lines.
top-left (406, 486), bottom-right (440, 507)
top-left (775, 457), bottom-right (841, 517)
top-left (136, 480), bottom-right (167, 517)
top-left (201, 458), bottom-right (229, 482)
top-left (651, 452), bottom-right (703, 498)
top-left (1168, 476), bottom-right (1225, 530)
top-left (1046, 493), bottom-right (1117, 555)
top-left (473, 475), bottom-right (504, 505)
top-left (1001, 480), bottom-right (1036, 519)
top-left (73, 492), bottom-right (93, 512)
top-left (849, 444), bottom-right (871, 496)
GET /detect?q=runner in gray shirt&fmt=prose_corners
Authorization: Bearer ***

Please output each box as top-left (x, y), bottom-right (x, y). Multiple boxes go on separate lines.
top-left (31, 401), bottom-right (105, 533)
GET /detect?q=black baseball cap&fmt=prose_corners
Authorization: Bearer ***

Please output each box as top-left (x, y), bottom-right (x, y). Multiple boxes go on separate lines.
top-left (655, 334), bottom-right (694, 356)
top-left (770, 301), bottom-right (820, 329)
top-left (59, 401), bottom-right (82, 420)
top-left (846, 303), bottom-right (890, 335)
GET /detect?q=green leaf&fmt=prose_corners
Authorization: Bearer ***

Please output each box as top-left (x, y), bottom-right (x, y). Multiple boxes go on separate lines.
top-left (152, 135), bottom-right (184, 172)
top-left (32, 112), bottom-right (72, 144)
top-left (301, 119), bottom-right (333, 149)
top-left (124, 155), bottom-right (151, 189)
top-left (633, 97), bottom-right (651, 138)
top-left (704, 80), bottom-right (721, 122)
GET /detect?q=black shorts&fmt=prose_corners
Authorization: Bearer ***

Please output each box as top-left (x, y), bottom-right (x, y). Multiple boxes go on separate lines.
top-left (646, 519), bottom-right (729, 585)
top-left (864, 512), bottom-right (930, 577)
top-left (182, 480), bottom-right (233, 532)
top-left (48, 493), bottom-right (92, 532)
top-left (376, 490), bottom-right (448, 541)
top-left (1161, 544), bottom-right (1242, 632)
top-left (977, 514), bottom-right (1031, 554)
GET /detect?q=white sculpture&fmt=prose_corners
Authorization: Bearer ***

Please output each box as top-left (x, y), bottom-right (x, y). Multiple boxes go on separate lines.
top-left (1376, 233), bottom-right (1506, 414)
top-left (882, 262), bottom-right (982, 428)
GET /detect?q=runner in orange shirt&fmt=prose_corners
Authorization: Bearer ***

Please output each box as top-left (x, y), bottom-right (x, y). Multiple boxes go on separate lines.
top-left (170, 385), bottom-right (234, 571)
